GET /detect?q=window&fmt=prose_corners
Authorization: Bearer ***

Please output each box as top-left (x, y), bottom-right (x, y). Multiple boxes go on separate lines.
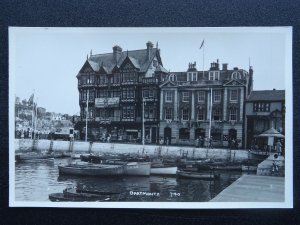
top-left (198, 91), bottom-right (205, 102)
top-left (182, 109), bottom-right (189, 121)
top-left (209, 71), bottom-right (220, 80)
top-left (149, 90), bottom-right (154, 98)
top-left (143, 90), bottom-right (149, 98)
top-left (165, 91), bottom-right (173, 102)
top-left (253, 102), bottom-right (270, 112)
top-left (213, 108), bottom-right (221, 121)
top-left (99, 90), bottom-right (108, 98)
top-left (165, 108), bottom-right (173, 120)
top-left (192, 72), bottom-right (197, 81)
top-left (145, 106), bottom-right (156, 119)
top-left (114, 73), bottom-right (120, 83)
top-left (169, 74), bottom-right (176, 81)
top-left (153, 60), bottom-right (158, 67)
top-left (113, 90), bottom-right (120, 97)
top-left (214, 90), bottom-right (221, 102)
top-left (229, 108), bottom-right (237, 121)
top-left (197, 109), bottom-right (205, 121)
top-left (99, 75), bottom-right (107, 84)
top-left (122, 88), bottom-right (135, 99)
top-left (122, 106), bottom-right (135, 119)
top-left (230, 89), bottom-right (238, 102)
top-left (182, 92), bottom-right (189, 102)
top-left (232, 72), bottom-right (241, 79)
top-left (179, 128), bottom-right (190, 140)
top-left (187, 72), bottom-right (197, 81)
top-left (123, 72), bottom-right (135, 82)
top-left (209, 72), bottom-right (214, 81)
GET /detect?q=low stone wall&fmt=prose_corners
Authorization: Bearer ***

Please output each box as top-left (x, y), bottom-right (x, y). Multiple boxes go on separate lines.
top-left (14, 139), bottom-right (249, 161)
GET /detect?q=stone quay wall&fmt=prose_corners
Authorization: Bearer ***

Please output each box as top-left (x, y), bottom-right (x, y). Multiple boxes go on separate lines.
top-left (14, 139), bottom-right (249, 161)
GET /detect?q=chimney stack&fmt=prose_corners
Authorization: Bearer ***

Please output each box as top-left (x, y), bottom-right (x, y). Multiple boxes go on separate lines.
top-left (222, 63), bottom-right (228, 71)
top-left (146, 41), bottom-right (153, 61)
top-left (113, 45), bottom-right (122, 63)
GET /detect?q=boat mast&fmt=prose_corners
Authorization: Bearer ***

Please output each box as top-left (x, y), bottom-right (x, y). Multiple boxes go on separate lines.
top-left (33, 99), bottom-right (38, 140)
top-left (85, 89), bottom-right (89, 142)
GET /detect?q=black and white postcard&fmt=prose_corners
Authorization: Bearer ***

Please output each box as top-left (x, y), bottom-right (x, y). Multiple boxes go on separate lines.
top-left (9, 27), bottom-right (293, 208)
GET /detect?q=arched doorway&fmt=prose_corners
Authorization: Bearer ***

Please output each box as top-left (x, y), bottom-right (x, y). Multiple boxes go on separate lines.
top-left (195, 128), bottom-right (205, 139)
top-left (164, 127), bottom-right (171, 144)
top-left (228, 128), bottom-right (237, 140)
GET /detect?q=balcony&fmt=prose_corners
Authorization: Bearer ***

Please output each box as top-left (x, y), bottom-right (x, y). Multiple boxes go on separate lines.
top-left (142, 78), bottom-right (158, 85)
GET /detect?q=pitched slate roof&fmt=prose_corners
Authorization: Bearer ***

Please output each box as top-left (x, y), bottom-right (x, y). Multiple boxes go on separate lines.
top-left (155, 64), bottom-right (168, 73)
top-left (247, 90), bottom-right (285, 101)
top-left (86, 48), bottom-right (161, 73)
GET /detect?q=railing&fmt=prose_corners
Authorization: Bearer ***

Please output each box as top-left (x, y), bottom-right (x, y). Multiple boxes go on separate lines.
top-left (142, 78), bottom-right (158, 84)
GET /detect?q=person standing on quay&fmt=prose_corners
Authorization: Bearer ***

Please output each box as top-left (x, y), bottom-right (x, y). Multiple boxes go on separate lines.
top-left (275, 139), bottom-right (282, 155)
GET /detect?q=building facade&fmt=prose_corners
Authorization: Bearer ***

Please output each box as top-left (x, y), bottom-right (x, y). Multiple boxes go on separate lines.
top-left (159, 61), bottom-right (253, 147)
top-left (75, 42), bottom-right (168, 142)
top-left (244, 90), bottom-right (285, 149)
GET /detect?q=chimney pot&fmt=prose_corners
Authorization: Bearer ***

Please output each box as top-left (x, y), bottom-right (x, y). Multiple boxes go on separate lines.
top-left (222, 63), bottom-right (228, 70)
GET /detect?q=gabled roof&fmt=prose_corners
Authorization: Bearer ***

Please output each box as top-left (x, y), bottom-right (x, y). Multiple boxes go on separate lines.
top-left (128, 56), bottom-right (140, 69)
top-left (223, 79), bottom-right (245, 86)
top-left (247, 90), bottom-right (285, 101)
top-left (86, 48), bottom-right (160, 74)
top-left (159, 80), bottom-right (178, 88)
top-left (155, 64), bottom-right (168, 73)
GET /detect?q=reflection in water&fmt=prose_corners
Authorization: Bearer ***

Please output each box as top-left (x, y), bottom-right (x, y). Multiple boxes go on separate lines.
top-left (15, 159), bottom-right (241, 202)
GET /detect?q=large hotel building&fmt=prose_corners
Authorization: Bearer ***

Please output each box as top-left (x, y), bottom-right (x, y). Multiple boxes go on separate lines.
top-left (75, 42), bottom-right (284, 148)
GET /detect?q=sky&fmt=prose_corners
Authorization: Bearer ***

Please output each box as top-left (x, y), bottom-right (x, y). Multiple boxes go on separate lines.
top-left (10, 27), bottom-right (291, 115)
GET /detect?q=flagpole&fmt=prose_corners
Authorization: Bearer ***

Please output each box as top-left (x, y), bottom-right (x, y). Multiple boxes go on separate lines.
top-left (142, 99), bottom-right (145, 146)
top-left (31, 91), bottom-right (35, 138)
top-left (85, 89), bottom-right (89, 142)
top-left (203, 40), bottom-right (205, 78)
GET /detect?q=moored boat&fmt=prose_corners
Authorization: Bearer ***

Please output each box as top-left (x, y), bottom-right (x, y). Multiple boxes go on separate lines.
top-left (176, 170), bottom-right (219, 180)
top-left (249, 150), bottom-right (270, 160)
top-left (58, 163), bottom-right (124, 177)
top-left (150, 165), bottom-right (178, 176)
top-left (124, 162), bottom-right (151, 176)
top-left (15, 152), bottom-right (54, 162)
top-left (49, 187), bottom-right (125, 202)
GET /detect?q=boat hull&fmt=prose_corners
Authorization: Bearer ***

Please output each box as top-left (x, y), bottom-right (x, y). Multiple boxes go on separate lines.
top-left (249, 150), bottom-right (269, 160)
top-left (124, 162), bottom-right (151, 176)
top-left (176, 170), bottom-right (218, 180)
top-left (150, 166), bottom-right (177, 176)
top-left (15, 152), bottom-right (54, 162)
top-left (58, 164), bottom-right (124, 177)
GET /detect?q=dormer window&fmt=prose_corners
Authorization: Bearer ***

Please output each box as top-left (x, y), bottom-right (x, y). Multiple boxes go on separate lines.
top-left (192, 72), bottom-right (197, 81)
top-left (169, 74), bottom-right (176, 81)
top-left (232, 71), bottom-right (241, 79)
top-left (209, 71), bottom-right (220, 80)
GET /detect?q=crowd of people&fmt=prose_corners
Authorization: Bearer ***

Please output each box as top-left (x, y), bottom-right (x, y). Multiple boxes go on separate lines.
top-left (15, 129), bottom-right (49, 139)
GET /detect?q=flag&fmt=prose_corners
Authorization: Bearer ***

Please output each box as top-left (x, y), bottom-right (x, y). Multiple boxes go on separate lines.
top-left (200, 40), bottom-right (204, 49)
top-left (28, 94), bottom-right (34, 106)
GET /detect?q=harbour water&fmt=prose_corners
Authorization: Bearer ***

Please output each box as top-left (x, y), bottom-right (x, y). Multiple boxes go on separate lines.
top-left (15, 158), bottom-right (243, 202)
